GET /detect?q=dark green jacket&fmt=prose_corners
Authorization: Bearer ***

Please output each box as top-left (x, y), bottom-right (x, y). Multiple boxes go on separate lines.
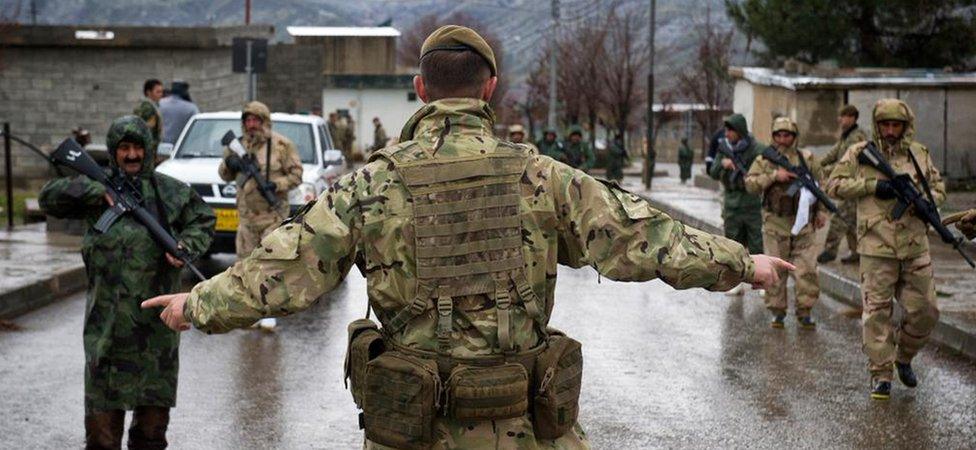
top-left (39, 116), bottom-right (214, 411)
top-left (708, 135), bottom-right (764, 213)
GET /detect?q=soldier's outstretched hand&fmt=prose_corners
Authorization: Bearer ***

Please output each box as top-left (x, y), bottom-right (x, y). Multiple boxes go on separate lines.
top-left (142, 293), bottom-right (191, 331)
top-left (750, 255), bottom-right (796, 289)
top-left (943, 209), bottom-right (976, 240)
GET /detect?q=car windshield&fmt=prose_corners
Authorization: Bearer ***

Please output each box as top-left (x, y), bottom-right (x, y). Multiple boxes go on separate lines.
top-left (176, 118), bottom-right (316, 164)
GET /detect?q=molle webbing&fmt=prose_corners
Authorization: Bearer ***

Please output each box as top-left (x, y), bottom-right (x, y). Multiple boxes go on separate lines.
top-left (386, 150), bottom-right (546, 356)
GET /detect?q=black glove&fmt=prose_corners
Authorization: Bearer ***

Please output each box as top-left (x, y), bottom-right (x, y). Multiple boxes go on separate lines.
top-left (262, 181), bottom-right (278, 194)
top-left (225, 154), bottom-right (244, 172)
top-left (875, 174), bottom-right (911, 200)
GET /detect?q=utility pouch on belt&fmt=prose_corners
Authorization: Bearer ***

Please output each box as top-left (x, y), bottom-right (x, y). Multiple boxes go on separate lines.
top-left (344, 319), bottom-right (385, 409)
top-left (532, 332), bottom-right (583, 440)
top-left (363, 351), bottom-right (441, 450)
top-left (445, 363), bottom-right (529, 421)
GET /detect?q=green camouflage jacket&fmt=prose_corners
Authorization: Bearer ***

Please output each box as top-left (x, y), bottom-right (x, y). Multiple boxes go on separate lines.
top-left (133, 98), bottom-right (162, 146)
top-left (708, 135), bottom-right (764, 213)
top-left (536, 138), bottom-right (563, 160)
top-left (39, 116), bottom-right (215, 411)
top-left (183, 98), bottom-right (753, 447)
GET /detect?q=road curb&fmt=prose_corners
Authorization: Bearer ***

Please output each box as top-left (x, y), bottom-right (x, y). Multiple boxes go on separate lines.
top-left (640, 192), bottom-right (976, 361)
top-left (0, 265), bottom-right (87, 319)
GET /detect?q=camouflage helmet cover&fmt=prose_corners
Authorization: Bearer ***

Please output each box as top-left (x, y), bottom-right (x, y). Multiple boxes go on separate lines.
top-left (771, 117), bottom-right (799, 136)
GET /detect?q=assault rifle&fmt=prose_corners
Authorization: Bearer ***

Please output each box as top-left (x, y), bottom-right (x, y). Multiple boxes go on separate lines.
top-left (50, 139), bottom-right (208, 281)
top-left (857, 142), bottom-right (975, 269)
top-left (714, 139), bottom-right (749, 184)
top-left (220, 131), bottom-right (278, 208)
top-left (760, 146), bottom-right (849, 225)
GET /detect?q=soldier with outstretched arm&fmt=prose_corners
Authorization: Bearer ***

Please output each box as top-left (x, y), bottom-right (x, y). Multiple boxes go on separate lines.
top-left (144, 26), bottom-right (793, 449)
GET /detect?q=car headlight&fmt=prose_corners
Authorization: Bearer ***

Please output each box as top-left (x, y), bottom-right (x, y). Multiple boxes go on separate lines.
top-left (288, 182), bottom-right (317, 204)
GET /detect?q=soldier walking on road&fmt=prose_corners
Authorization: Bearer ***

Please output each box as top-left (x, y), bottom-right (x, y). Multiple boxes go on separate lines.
top-left (605, 134), bottom-right (629, 182)
top-left (328, 112), bottom-right (348, 163)
top-left (370, 117), bottom-right (389, 154)
top-left (560, 125), bottom-right (596, 172)
top-left (818, 105), bottom-right (869, 264)
top-left (827, 99), bottom-right (946, 401)
top-left (709, 113), bottom-right (765, 295)
top-left (678, 137), bottom-right (694, 184)
top-left (134, 79), bottom-right (164, 148)
top-left (143, 25), bottom-right (793, 449)
top-left (507, 123), bottom-right (539, 154)
top-left (218, 101), bottom-right (303, 330)
top-left (39, 116), bottom-right (215, 450)
top-left (746, 118), bottom-right (828, 329)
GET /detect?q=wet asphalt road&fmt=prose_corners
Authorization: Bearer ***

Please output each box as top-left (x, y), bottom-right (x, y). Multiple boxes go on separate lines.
top-left (2, 256), bottom-right (975, 449)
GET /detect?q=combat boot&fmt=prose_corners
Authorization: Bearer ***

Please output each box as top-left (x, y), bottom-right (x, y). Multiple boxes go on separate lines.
top-left (817, 250), bottom-right (836, 264)
top-left (896, 362), bottom-right (918, 388)
top-left (770, 314), bottom-right (785, 329)
top-left (797, 316), bottom-right (816, 330)
top-left (840, 253), bottom-right (860, 264)
top-left (871, 380), bottom-right (891, 400)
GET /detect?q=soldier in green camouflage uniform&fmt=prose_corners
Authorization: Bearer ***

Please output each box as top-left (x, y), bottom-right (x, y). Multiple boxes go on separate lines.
top-left (605, 134), bottom-right (629, 182)
top-left (536, 127), bottom-right (563, 160)
top-left (144, 26), bottom-right (791, 449)
top-left (827, 99), bottom-right (946, 400)
top-left (134, 79), bottom-right (164, 147)
top-left (557, 126), bottom-right (596, 172)
top-left (818, 105), bottom-right (869, 264)
top-left (40, 116), bottom-right (215, 449)
top-left (677, 138), bottom-right (694, 184)
top-left (708, 114), bottom-right (764, 254)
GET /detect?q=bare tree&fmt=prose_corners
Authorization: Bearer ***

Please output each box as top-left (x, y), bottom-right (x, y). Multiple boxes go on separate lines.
top-left (675, 8), bottom-right (735, 153)
top-left (599, 4), bottom-right (647, 143)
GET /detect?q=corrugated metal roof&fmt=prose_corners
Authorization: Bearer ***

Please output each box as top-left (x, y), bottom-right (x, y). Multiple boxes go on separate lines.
top-left (287, 26), bottom-right (400, 37)
top-left (732, 67), bottom-right (976, 90)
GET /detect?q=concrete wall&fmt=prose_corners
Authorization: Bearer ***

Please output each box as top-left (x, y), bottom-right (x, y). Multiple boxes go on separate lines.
top-left (322, 87), bottom-right (420, 153)
top-left (257, 44), bottom-right (323, 114)
top-left (0, 25), bottom-right (271, 188)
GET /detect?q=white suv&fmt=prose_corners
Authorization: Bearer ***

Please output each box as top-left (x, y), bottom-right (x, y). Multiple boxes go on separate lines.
top-left (156, 111), bottom-right (346, 254)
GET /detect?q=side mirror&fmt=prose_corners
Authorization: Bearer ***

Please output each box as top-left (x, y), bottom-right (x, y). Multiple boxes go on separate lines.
top-left (322, 149), bottom-right (343, 167)
top-left (158, 142), bottom-right (175, 156)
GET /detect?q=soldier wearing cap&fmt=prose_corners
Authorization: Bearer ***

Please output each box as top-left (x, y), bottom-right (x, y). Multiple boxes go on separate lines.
top-left (827, 98), bottom-right (946, 401)
top-left (818, 104), bottom-right (869, 264)
top-left (536, 127), bottom-right (563, 160)
top-left (144, 25), bottom-right (793, 448)
top-left (507, 123), bottom-right (538, 154)
top-left (745, 117), bottom-right (828, 329)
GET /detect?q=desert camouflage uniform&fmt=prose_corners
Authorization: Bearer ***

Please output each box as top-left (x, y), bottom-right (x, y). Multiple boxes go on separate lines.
top-left (745, 118), bottom-right (824, 318)
top-left (133, 98), bottom-right (163, 147)
top-left (218, 101), bottom-right (303, 258)
top-left (821, 123), bottom-right (869, 258)
top-left (827, 99), bottom-right (945, 383)
top-left (184, 99), bottom-right (755, 449)
top-left (40, 116), bottom-right (214, 448)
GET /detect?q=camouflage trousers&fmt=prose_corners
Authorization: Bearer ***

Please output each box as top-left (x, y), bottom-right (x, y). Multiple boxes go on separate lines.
top-left (365, 416), bottom-right (590, 450)
top-left (823, 200), bottom-right (857, 255)
top-left (860, 254), bottom-right (939, 382)
top-left (235, 210), bottom-right (285, 258)
top-left (762, 229), bottom-right (819, 317)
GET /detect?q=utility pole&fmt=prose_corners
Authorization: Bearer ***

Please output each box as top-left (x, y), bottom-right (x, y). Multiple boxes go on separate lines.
top-left (547, 0), bottom-right (559, 129)
top-left (644, 0), bottom-right (656, 190)
top-left (245, 0), bottom-right (251, 25)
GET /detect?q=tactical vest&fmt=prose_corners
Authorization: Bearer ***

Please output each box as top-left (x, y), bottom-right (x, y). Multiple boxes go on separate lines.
top-left (345, 141), bottom-right (583, 448)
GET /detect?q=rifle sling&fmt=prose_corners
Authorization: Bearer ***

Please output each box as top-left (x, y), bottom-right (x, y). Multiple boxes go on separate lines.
top-left (906, 149), bottom-right (938, 209)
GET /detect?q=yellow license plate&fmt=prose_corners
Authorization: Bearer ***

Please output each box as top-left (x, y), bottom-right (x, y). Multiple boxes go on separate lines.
top-left (214, 208), bottom-right (239, 232)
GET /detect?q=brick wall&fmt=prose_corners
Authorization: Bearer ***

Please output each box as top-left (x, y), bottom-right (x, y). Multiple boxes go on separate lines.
top-left (256, 44), bottom-right (323, 114)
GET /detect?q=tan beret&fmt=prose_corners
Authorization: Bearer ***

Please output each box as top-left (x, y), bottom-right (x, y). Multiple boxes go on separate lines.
top-left (420, 25), bottom-right (497, 75)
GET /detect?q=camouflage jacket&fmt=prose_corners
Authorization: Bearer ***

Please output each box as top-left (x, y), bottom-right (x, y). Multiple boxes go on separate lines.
top-left (745, 144), bottom-right (824, 236)
top-left (185, 98), bottom-right (754, 350)
top-left (708, 136), bottom-right (764, 213)
top-left (536, 139), bottom-right (563, 160)
top-left (218, 102), bottom-right (303, 220)
top-left (559, 140), bottom-right (596, 171)
top-left (820, 124), bottom-right (868, 176)
top-left (827, 100), bottom-right (946, 260)
top-left (133, 99), bottom-right (162, 145)
top-left (39, 116), bottom-right (214, 411)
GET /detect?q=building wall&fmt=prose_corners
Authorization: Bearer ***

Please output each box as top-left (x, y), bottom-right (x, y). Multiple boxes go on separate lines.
top-left (0, 46), bottom-right (249, 187)
top-left (322, 87), bottom-right (421, 153)
top-left (294, 36), bottom-right (396, 75)
top-left (257, 44), bottom-right (323, 114)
